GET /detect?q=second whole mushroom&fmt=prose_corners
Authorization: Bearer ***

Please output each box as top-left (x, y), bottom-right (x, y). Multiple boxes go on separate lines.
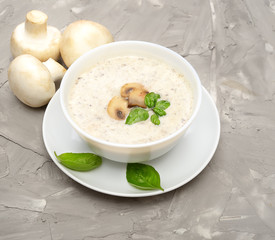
top-left (8, 54), bottom-right (66, 107)
top-left (60, 20), bottom-right (114, 67)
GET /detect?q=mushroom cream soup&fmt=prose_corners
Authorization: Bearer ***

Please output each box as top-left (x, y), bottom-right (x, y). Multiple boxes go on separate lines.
top-left (68, 56), bottom-right (194, 144)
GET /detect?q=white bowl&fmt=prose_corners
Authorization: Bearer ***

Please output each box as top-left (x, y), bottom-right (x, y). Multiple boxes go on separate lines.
top-left (60, 41), bottom-right (202, 163)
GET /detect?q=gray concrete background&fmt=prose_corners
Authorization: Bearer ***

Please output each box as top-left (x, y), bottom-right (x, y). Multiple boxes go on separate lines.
top-left (1, 0), bottom-right (275, 239)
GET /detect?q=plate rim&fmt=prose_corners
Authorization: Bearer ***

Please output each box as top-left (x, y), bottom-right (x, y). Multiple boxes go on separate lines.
top-left (42, 86), bottom-right (220, 197)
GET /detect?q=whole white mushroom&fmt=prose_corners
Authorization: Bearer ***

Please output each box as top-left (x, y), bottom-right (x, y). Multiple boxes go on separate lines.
top-left (10, 10), bottom-right (61, 62)
top-left (60, 20), bottom-right (114, 67)
top-left (8, 54), bottom-right (66, 107)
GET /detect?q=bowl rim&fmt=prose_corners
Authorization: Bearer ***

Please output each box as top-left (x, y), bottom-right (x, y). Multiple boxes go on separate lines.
top-left (60, 40), bottom-right (202, 149)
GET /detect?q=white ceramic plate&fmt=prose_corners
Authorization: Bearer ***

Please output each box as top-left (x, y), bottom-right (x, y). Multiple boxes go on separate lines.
top-left (42, 87), bottom-right (220, 197)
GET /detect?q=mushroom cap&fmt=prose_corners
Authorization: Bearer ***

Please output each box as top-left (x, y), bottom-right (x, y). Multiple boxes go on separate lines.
top-left (8, 54), bottom-right (56, 107)
top-left (10, 10), bottom-right (61, 62)
top-left (121, 82), bottom-right (146, 98)
top-left (60, 20), bottom-right (114, 67)
top-left (128, 89), bottom-right (148, 108)
top-left (107, 96), bottom-right (129, 120)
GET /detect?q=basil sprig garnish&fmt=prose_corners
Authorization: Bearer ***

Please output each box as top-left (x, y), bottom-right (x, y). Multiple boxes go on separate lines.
top-left (125, 92), bottom-right (170, 125)
top-left (144, 92), bottom-right (160, 108)
top-left (126, 163), bottom-right (164, 191)
top-left (153, 108), bottom-right (166, 116)
top-left (126, 107), bottom-right (149, 125)
top-left (153, 100), bottom-right (170, 116)
top-left (150, 114), bottom-right (160, 125)
top-left (155, 100), bottom-right (170, 110)
top-left (54, 151), bottom-right (102, 171)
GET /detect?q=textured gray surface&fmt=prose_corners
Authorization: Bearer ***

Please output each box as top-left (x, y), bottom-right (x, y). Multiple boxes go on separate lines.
top-left (1, 0), bottom-right (275, 239)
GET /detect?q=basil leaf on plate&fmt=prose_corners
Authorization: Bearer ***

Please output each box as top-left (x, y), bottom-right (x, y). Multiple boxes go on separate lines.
top-left (54, 151), bottom-right (102, 171)
top-left (126, 163), bottom-right (164, 191)
top-left (125, 107), bottom-right (149, 125)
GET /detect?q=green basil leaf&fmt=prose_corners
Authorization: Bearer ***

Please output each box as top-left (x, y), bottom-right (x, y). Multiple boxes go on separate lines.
top-left (150, 114), bottom-right (160, 125)
top-left (125, 108), bottom-right (149, 125)
top-left (126, 163), bottom-right (164, 191)
top-left (144, 92), bottom-right (161, 108)
top-left (153, 108), bottom-right (166, 116)
top-left (155, 100), bottom-right (170, 110)
top-left (54, 151), bottom-right (102, 171)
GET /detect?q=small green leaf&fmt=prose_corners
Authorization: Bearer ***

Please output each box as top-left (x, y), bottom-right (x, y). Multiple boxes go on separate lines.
top-left (126, 163), bottom-right (164, 191)
top-left (150, 114), bottom-right (160, 125)
top-left (153, 108), bottom-right (166, 116)
top-left (155, 100), bottom-right (170, 110)
top-left (54, 151), bottom-right (102, 171)
top-left (125, 108), bottom-right (149, 125)
top-left (144, 92), bottom-right (160, 108)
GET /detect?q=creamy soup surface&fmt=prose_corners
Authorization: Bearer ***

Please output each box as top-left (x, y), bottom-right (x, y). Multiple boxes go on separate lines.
top-left (68, 56), bottom-right (194, 144)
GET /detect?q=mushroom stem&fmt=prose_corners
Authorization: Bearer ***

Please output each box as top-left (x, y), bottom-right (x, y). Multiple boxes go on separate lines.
top-left (25, 10), bottom-right (48, 38)
top-left (43, 58), bottom-right (66, 82)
